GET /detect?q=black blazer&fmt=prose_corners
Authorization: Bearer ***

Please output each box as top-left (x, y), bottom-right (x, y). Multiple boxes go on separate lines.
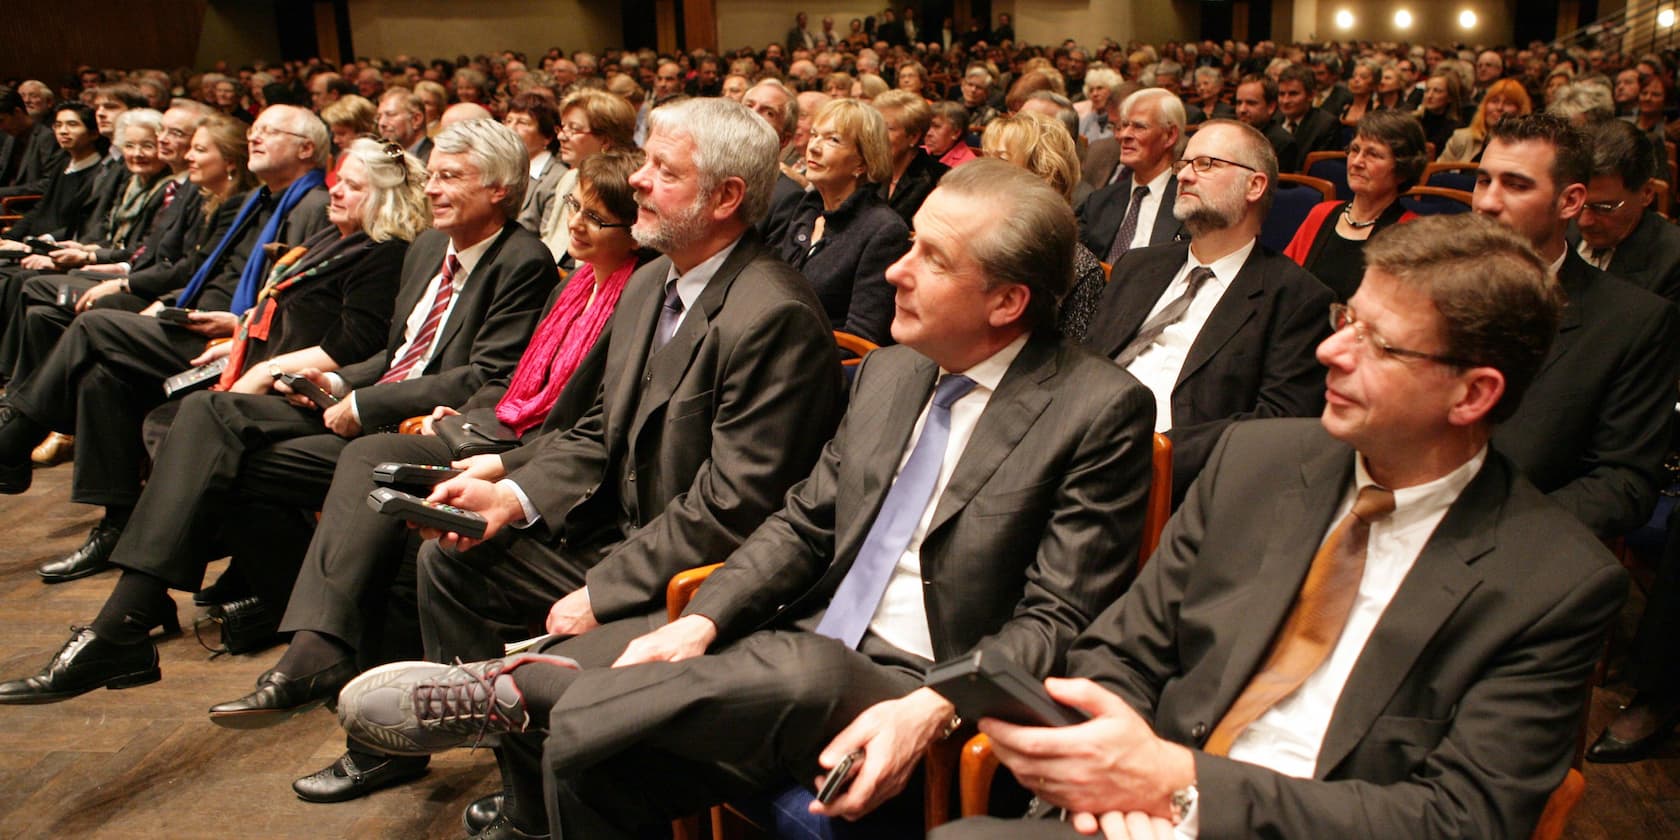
top-left (1077, 172), bottom-right (1188, 259)
top-left (337, 223), bottom-right (557, 430)
top-left (248, 229), bottom-right (406, 370)
top-left (0, 120), bottom-right (63, 197)
top-left (503, 234), bottom-right (845, 622)
top-left (1081, 137), bottom-right (1122, 192)
top-left (88, 172), bottom-right (173, 258)
top-left (1070, 419), bottom-right (1625, 839)
top-left (687, 335), bottom-right (1156, 677)
top-left (1567, 209), bottom-right (1680, 304)
top-left (1083, 240), bottom-right (1334, 502)
top-left (1264, 118), bottom-right (1304, 174)
top-left (776, 187), bottom-right (908, 345)
top-left (1286, 107), bottom-right (1341, 167)
top-left (1492, 252), bottom-right (1680, 538)
top-left (175, 184), bottom-right (332, 312)
top-left (879, 148), bottom-right (949, 227)
top-left (126, 190), bottom-right (239, 301)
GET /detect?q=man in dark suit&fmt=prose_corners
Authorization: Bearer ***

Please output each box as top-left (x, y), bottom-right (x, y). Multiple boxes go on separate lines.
top-left (1570, 119), bottom-right (1680, 304)
top-left (1277, 66), bottom-right (1341, 171)
top-left (335, 159), bottom-right (1155, 839)
top-left (0, 104), bottom-right (332, 580)
top-left (1076, 89), bottom-right (1188, 262)
top-left (1310, 53), bottom-right (1353, 116)
top-left (1234, 74), bottom-right (1301, 174)
top-left (1473, 114), bottom-right (1680, 539)
top-left (376, 88), bottom-right (433, 165)
top-left (359, 99), bottom-right (843, 835)
top-left (1085, 119), bottom-right (1333, 503)
top-left (934, 214), bottom-right (1625, 840)
top-left (0, 119), bottom-right (554, 708)
top-left (0, 89), bottom-right (63, 198)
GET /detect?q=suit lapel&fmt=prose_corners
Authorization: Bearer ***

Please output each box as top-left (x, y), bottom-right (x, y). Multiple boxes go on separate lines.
top-left (1099, 243), bottom-right (1189, 357)
top-left (431, 222), bottom-right (517, 356)
top-left (925, 338), bottom-right (1057, 536)
top-left (1532, 254), bottom-right (1588, 379)
top-left (1150, 175), bottom-right (1182, 243)
top-left (1313, 458), bottom-right (1499, 776)
top-left (1175, 247), bottom-right (1265, 387)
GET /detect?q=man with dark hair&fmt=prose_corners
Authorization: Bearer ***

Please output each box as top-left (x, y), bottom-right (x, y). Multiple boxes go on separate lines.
top-left (934, 212), bottom-right (1625, 840)
top-left (1085, 119), bottom-right (1334, 503)
top-left (1473, 113), bottom-right (1680, 538)
top-left (336, 159), bottom-right (1154, 838)
top-left (1276, 65), bottom-right (1339, 170)
top-left (1568, 118), bottom-right (1680, 303)
top-left (1234, 74), bottom-right (1300, 174)
top-left (0, 89), bottom-right (63, 198)
top-left (1310, 53), bottom-right (1351, 115)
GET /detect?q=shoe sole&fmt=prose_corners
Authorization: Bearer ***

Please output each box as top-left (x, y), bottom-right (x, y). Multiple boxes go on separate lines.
top-left (0, 667), bottom-right (162, 705)
top-left (208, 697), bottom-right (330, 730)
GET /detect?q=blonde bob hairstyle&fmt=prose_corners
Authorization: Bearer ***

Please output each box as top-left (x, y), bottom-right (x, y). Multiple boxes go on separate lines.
top-left (980, 111), bottom-right (1081, 202)
top-left (342, 137), bottom-right (431, 242)
top-left (810, 99), bottom-right (893, 185)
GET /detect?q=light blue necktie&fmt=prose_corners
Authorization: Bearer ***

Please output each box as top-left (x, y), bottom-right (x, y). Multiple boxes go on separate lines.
top-left (816, 373), bottom-right (978, 648)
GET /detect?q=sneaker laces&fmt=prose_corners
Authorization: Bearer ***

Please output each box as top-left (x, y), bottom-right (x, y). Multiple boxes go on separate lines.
top-left (414, 659), bottom-right (530, 749)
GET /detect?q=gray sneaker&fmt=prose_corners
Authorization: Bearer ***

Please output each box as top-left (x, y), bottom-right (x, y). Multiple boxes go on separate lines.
top-left (336, 654), bottom-right (577, 756)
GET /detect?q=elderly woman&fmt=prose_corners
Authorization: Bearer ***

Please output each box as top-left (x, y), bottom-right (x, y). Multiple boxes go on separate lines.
top-left (981, 110), bottom-right (1106, 342)
top-left (872, 90), bottom-right (950, 226)
top-left (778, 99), bottom-right (908, 345)
top-left (505, 91), bottom-right (564, 232)
top-left (1629, 74), bottom-right (1672, 182)
top-left (538, 89), bottom-right (637, 265)
top-left (1284, 110), bottom-right (1425, 300)
top-left (923, 100), bottom-right (977, 167)
top-left (1439, 78), bottom-right (1531, 163)
top-left (896, 61), bottom-right (929, 99)
top-left (1077, 66), bottom-right (1124, 142)
top-left (1414, 68), bottom-right (1464, 157)
top-left (0, 137), bottom-right (427, 706)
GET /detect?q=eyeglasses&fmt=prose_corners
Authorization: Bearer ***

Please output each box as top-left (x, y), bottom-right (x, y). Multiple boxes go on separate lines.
top-left (1171, 155), bottom-right (1260, 176)
top-left (380, 140), bottom-right (410, 175)
top-left (1582, 198), bottom-right (1628, 215)
top-left (563, 194), bottom-right (632, 231)
top-left (247, 125), bottom-right (309, 142)
top-left (1329, 303), bottom-right (1477, 367)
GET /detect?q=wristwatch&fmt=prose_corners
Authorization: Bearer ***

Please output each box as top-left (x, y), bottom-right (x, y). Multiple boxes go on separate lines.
top-left (1170, 784), bottom-right (1197, 825)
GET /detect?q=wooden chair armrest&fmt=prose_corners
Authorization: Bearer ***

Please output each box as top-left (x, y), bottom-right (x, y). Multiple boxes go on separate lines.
top-left (667, 562), bottom-right (725, 622)
top-left (960, 733), bottom-right (1001, 817)
top-left (398, 416), bottom-right (428, 435)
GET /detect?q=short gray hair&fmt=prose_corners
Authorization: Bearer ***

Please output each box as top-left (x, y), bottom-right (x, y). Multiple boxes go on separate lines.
top-left (1546, 81), bottom-right (1615, 124)
top-left (1120, 88), bottom-right (1189, 157)
top-left (935, 159), bottom-right (1076, 334)
top-left (1084, 67), bottom-right (1123, 95)
top-left (432, 118), bottom-right (529, 218)
top-left (268, 104), bottom-right (331, 169)
top-left (647, 97), bottom-right (781, 225)
top-left (114, 108), bottom-right (164, 144)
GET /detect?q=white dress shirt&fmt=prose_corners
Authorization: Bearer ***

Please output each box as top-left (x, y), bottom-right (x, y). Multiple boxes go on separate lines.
top-left (1124, 239), bottom-right (1254, 431)
top-left (866, 334), bottom-right (1028, 661)
top-left (1125, 167), bottom-right (1175, 252)
top-left (1574, 237), bottom-right (1613, 271)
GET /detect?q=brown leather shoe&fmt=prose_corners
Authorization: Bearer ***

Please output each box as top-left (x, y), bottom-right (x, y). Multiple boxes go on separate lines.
top-left (30, 432), bottom-right (72, 465)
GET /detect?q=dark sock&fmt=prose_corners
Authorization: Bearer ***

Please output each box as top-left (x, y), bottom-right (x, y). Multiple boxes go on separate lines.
top-left (0, 404), bottom-right (47, 463)
top-left (276, 630), bottom-right (354, 676)
top-left (101, 505), bottom-right (133, 530)
top-left (91, 570), bottom-right (174, 644)
top-left (507, 660), bottom-right (577, 728)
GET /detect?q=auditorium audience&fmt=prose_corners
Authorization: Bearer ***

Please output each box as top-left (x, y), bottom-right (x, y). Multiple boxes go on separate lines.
top-left (0, 102), bottom-right (108, 246)
top-left (0, 89), bottom-right (63, 198)
top-left (1285, 110), bottom-right (1426, 300)
top-left (1076, 89), bottom-right (1187, 263)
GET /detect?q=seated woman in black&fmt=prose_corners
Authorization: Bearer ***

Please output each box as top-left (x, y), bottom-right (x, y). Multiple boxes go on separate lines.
top-left (1285, 110), bottom-right (1427, 300)
top-left (776, 98), bottom-right (909, 345)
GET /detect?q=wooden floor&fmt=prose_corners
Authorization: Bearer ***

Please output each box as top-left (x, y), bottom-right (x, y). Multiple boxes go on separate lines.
top-left (1, 462), bottom-right (1678, 838)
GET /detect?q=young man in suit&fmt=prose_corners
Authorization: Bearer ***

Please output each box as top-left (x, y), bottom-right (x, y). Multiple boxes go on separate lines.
top-left (1234, 74), bottom-right (1301, 175)
top-left (937, 213), bottom-right (1625, 840)
top-left (1276, 65), bottom-right (1340, 170)
top-left (1084, 119), bottom-right (1334, 504)
top-left (1569, 118), bottom-right (1680, 304)
top-left (1474, 113), bottom-right (1680, 539)
top-left (1076, 89), bottom-right (1188, 263)
top-left (334, 159), bottom-right (1156, 839)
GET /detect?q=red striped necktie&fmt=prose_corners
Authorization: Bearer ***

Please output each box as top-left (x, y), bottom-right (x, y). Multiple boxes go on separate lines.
top-left (379, 254), bottom-right (461, 384)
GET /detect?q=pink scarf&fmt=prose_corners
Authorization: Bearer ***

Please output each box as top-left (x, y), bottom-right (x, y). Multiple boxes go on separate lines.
top-left (495, 259), bottom-right (634, 435)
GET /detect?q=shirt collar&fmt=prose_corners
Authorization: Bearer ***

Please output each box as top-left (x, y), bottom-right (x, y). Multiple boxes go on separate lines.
top-left (1353, 445), bottom-right (1487, 527)
top-left (663, 235), bottom-right (744, 312)
top-left (1190, 237), bottom-right (1257, 286)
top-left (1547, 249), bottom-right (1568, 278)
top-left (942, 332), bottom-right (1029, 394)
top-left (1141, 165), bottom-right (1173, 195)
top-left (447, 228), bottom-right (500, 288)
top-left (529, 151), bottom-right (553, 180)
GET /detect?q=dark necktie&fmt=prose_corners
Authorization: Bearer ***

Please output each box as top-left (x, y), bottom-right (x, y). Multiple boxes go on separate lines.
top-left (1106, 185), bottom-right (1151, 263)
top-left (654, 278), bottom-right (685, 349)
top-left (130, 181), bottom-right (179, 262)
top-left (815, 373), bottom-right (978, 648)
top-left (1590, 247), bottom-right (1610, 269)
top-left (1202, 485), bottom-right (1396, 756)
top-left (379, 254), bottom-right (461, 384)
top-left (1113, 266), bottom-right (1216, 368)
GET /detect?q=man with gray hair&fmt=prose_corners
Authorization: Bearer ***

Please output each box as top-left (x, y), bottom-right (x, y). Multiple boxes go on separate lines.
top-left (740, 78), bottom-right (807, 241)
top-left (360, 98), bottom-right (844, 836)
top-left (1547, 80), bottom-right (1616, 126)
top-left (376, 88), bottom-right (432, 162)
top-left (1084, 119), bottom-right (1334, 501)
top-left (338, 157), bottom-right (1154, 839)
top-left (1077, 88), bottom-right (1188, 262)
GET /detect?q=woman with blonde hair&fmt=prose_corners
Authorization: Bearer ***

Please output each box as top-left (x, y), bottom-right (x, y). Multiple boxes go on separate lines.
top-left (981, 111), bottom-right (1105, 341)
top-left (538, 88), bottom-right (637, 265)
top-left (320, 94), bottom-right (377, 183)
top-left (1439, 78), bottom-right (1531, 163)
top-left (872, 90), bottom-right (949, 225)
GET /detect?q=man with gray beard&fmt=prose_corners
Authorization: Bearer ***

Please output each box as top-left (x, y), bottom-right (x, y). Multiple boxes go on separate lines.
top-left (1083, 119), bottom-right (1334, 504)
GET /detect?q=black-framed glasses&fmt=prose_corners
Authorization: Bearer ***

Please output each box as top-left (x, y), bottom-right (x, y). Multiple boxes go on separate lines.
top-left (1329, 303), bottom-right (1477, 367)
top-left (1171, 155), bottom-right (1260, 176)
top-left (1582, 198), bottom-right (1628, 215)
top-left (562, 194), bottom-right (632, 231)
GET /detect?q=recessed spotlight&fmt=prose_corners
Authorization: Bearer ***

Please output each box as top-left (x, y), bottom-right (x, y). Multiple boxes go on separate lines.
top-left (1459, 9), bottom-right (1478, 28)
top-left (1661, 8), bottom-right (1676, 27)
top-left (1395, 9), bottom-right (1413, 28)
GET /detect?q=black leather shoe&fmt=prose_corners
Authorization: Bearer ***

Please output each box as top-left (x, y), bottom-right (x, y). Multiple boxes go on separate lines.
top-left (207, 658), bottom-right (358, 729)
top-left (38, 524), bottom-right (122, 583)
top-left (0, 460), bottom-right (28, 494)
top-left (0, 627), bottom-right (159, 704)
top-left (474, 813), bottom-right (548, 840)
top-left (463, 792), bottom-right (504, 836)
top-left (0, 403), bottom-right (42, 494)
top-left (291, 751), bottom-right (429, 803)
top-left (1586, 703), bottom-right (1680, 763)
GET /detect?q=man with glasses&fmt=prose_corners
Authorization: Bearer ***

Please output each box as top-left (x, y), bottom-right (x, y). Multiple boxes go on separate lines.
top-left (1084, 118), bottom-right (1333, 504)
top-left (376, 88), bottom-right (433, 164)
top-left (936, 212), bottom-right (1625, 840)
top-left (1568, 119), bottom-right (1680, 304)
top-left (1473, 113), bottom-right (1680, 539)
top-left (1077, 89), bottom-right (1187, 260)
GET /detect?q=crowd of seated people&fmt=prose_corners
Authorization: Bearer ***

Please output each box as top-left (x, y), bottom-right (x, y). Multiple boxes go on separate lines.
top-left (0, 19), bottom-right (1679, 837)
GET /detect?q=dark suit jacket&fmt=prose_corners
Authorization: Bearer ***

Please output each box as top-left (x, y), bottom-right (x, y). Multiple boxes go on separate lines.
top-left (1069, 419), bottom-right (1625, 839)
top-left (879, 148), bottom-right (948, 227)
top-left (337, 223), bottom-right (557, 430)
top-left (1083, 240), bottom-right (1334, 502)
top-left (0, 120), bottom-right (62, 197)
top-left (178, 184), bottom-right (331, 312)
top-left (503, 234), bottom-right (845, 621)
top-left (1567, 210), bottom-right (1680, 304)
top-left (126, 189), bottom-right (238, 301)
top-left (1263, 118), bottom-right (1303, 174)
top-left (1492, 252), bottom-right (1680, 538)
top-left (1185, 101), bottom-right (1236, 124)
top-left (776, 187), bottom-right (908, 345)
top-left (687, 335), bottom-right (1155, 678)
top-left (1286, 107), bottom-right (1341, 169)
top-left (1076, 172), bottom-right (1187, 259)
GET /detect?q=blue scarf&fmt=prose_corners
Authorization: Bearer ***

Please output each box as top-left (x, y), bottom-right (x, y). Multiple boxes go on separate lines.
top-left (176, 168), bottom-right (327, 313)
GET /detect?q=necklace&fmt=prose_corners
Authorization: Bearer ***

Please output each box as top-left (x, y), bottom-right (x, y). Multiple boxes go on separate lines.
top-left (1341, 203), bottom-right (1380, 229)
